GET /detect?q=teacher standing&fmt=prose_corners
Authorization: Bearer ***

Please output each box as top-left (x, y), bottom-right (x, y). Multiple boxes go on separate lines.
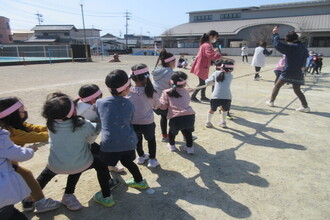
top-left (190, 30), bottom-right (221, 103)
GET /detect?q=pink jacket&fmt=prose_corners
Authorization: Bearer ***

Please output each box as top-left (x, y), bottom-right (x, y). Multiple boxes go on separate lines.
top-left (159, 88), bottom-right (195, 119)
top-left (190, 43), bottom-right (221, 80)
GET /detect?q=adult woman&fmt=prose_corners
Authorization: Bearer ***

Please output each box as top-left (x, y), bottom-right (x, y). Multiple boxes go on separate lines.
top-left (251, 41), bottom-right (273, 80)
top-left (190, 30), bottom-right (221, 103)
top-left (266, 26), bottom-right (309, 112)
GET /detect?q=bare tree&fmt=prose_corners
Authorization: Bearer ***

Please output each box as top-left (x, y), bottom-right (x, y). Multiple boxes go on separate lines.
top-left (250, 25), bottom-right (274, 43)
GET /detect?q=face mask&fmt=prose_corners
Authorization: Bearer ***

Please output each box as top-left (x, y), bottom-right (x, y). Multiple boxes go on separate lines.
top-left (211, 39), bottom-right (217, 43)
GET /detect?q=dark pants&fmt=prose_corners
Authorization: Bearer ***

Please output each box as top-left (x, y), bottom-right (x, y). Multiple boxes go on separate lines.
top-left (254, 66), bottom-right (261, 78)
top-left (133, 123), bottom-right (157, 159)
top-left (242, 55), bottom-right (248, 62)
top-left (169, 129), bottom-right (193, 148)
top-left (37, 156), bottom-right (111, 198)
top-left (274, 70), bottom-right (282, 84)
top-left (192, 77), bottom-right (207, 98)
top-left (0, 205), bottom-right (27, 220)
top-left (160, 114), bottom-right (168, 136)
top-left (100, 150), bottom-right (143, 183)
top-left (270, 79), bottom-right (308, 108)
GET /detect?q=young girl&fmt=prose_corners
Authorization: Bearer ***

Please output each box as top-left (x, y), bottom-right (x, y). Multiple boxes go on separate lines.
top-left (274, 55), bottom-right (286, 84)
top-left (251, 41), bottom-right (273, 81)
top-left (127, 64), bottom-right (160, 168)
top-left (159, 71), bottom-right (196, 155)
top-left (152, 49), bottom-right (176, 142)
top-left (0, 97), bottom-right (61, 213)
top-left (37, 93), bottom-right (114, 209)
top-left (76, 84), bottom-right (125, 174)
top-left (0, 128), bottom-right (37, 220)
top-left (205, 60), bottom-right (234, 128)
top-left (96, 69), bottom-right (149, 189)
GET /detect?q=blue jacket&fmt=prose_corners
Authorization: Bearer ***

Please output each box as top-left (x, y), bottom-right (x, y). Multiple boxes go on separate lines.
top-left (272, 33), bottom-right (308, 84)
top-left (96, 96), bottom-right (138, 152)
top-left (0, 129), bottom-right (33, 208)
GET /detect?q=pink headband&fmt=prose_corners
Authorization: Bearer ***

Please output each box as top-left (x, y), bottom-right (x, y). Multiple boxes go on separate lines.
top-left (171, 80), bottom-right (186, 85)
top-left (115, 79), bottom-right (131, 93)
top-left (132, 67), bottom-right (149, 76)
top-left (66, 100), bottom-right (75, 118)
top-left (0, 101), bottom-right (23, 119)
top-left (80, 90), bottom-right (102, 103)
top-left (222, 64), bottom-right (234, 68)
top-left (164, 56), bottom-right (175, 63)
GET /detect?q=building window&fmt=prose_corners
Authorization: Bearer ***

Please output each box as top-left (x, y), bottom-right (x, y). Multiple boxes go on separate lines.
top-left (6, 22), bottom-right (10, 29)
top-left (220, 13), bottom-right (241, 20)
top-left (64, 32), bottom-right (69, 36)
top-left (194, 15), bottom-right (213, 21)
top-left (43, 33), bottom-right (49, 36)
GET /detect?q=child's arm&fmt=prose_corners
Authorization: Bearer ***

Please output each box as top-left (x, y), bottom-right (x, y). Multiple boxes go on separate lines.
top-left (24, 122), bottom-right (47, 132)
top-left (205, 72), bottom-right (216, 85)
top-left (159, 91), bottom-right (169, 110)
top-left (152, 92), bottom-right (161, 109)
top-left (84, 120), bottom-right (101, 144)
top-left (10, 128), bottom-right (48, 146)
top-left (1, 133), bottom-right (35, 162)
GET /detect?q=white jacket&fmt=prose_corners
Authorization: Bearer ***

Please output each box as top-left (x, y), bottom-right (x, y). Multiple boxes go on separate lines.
top-left (251, 46), bottom-right (272, 67)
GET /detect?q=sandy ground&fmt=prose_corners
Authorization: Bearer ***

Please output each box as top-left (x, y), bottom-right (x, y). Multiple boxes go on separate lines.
top-left (0, 55), bottom-right (329, 220)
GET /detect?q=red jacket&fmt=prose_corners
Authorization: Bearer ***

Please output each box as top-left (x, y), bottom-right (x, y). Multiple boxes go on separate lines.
top-left (190, 43), bottom-right (221, 80)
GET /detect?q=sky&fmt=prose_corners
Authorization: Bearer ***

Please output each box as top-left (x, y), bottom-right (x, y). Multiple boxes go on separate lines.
top-left (0, 0), bottom-right (312, 37)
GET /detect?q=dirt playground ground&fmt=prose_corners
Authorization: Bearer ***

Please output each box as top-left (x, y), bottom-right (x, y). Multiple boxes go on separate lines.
top-left (0, 55), bottom-right (329, 220)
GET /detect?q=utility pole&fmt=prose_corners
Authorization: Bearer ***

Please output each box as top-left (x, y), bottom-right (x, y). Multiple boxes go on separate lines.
top-left (125, 10), bottom-right (131, 51)
top-left (80, 3), bottom-right (90, 61)
top-left (35, 12), bottom-right (43, 25)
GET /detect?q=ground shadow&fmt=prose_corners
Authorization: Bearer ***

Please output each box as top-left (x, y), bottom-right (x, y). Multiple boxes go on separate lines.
top-left (231, 105), bottom-right (289, 116)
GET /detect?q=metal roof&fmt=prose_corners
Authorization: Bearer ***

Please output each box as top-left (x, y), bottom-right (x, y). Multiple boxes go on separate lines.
top-left (32, 25), bottom-right (78, 32)
top-left (161, 14), bottom-right (330, 37)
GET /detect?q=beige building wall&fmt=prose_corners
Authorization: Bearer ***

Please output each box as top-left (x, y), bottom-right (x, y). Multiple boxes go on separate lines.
top-left (0, 16), bottom-right (12, 44)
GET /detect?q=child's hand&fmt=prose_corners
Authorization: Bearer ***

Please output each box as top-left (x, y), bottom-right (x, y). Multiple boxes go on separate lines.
top-left (27, 144), bottom-right (39, 152)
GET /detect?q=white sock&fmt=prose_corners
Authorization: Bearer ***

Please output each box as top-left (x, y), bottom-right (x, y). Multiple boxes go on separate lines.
top-left (207, 113), bottom-right (214, 123)
top-left (221, 111), bottom-right (228, 123)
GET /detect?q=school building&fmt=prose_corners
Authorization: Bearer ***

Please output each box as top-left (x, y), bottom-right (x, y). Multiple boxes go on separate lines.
top-left (160, 0), bottom-right (330, 55)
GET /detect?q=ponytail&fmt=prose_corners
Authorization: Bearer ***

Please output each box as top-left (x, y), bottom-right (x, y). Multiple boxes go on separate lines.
top-left (156, 49), bottom-right (175, 67)
top-left (216, 72), bottom-right (225, 82)
top-left (199, 30), bottom-right (219, 46)
top-left (167, 71), bottom-right (188, 98)
top-left (131, 63), bottom-right (156, 98)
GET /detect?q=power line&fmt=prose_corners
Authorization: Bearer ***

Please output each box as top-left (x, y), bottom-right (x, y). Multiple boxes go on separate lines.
top-left (35, 12), bottom-right (44, 25)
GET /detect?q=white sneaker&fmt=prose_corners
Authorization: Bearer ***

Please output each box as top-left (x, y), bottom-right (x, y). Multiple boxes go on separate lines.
top-left (147, 159), bottom-right (160, 168)
top-left (137, 153), bottom-right (149, 165)
top-left (266, 100), bottom-right (275, 107)
top-left (61, 194), bottom-right (83, 211)
top-left (35, 198), bottom-right (61, 213)
top-left (180, 146), bottom-right (194, 155)
top-left (167, 143), bottom-right (177, 152)
top-left (296, 107), bottom-right (310, 113)
top-left (218, 121), bottom-right (227, 128)
top-left (205, 122), bottom-right (213, 128)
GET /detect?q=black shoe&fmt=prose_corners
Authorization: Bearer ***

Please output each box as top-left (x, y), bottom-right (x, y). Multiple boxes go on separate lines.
top-left (201, 97), bottom-right (210, 102)
top-left (191, 97), bottom-right (201, 103)
top-left (109, 177), bottom-right (120, 191)
top-left (22, 199), bottom-right (35, 212)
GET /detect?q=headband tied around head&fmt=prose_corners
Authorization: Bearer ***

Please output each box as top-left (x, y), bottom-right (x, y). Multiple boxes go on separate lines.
top-left (221, 64), bottom-right (234, 69)
top-left (80, 90), bottom-right (102, 103)
top-left (132, 67), bottom-right (149, 76)
top-left (66, 100), bottom-right (75, 118)
top-left (0, 101), bottom-right (23, 119)
top-left (108, 79), bottom-right (131, 93)
top-left (164, 56), bottom-right (176, 63)
top-left (170, 79), bottom-right (186, 86)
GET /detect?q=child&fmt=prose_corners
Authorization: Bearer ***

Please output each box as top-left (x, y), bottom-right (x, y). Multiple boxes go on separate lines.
top-left (318, 54), bottom-right (323, 73)
top-left (311, 54), bottom-right (320, 75)
top-left (274, 55), bottom-right (286, 84)
top-left (127, 64), bottom-right (160, 168)
top-left (0, 128), bottom-right (37, 220)
top-left (0, 97), bottom-right (61, 213)
top-left (205, 60), bottom-right (234, 128)
top-left (152, 49), bottom-right (176, 142)
top-left (177, 55), bottom-right (188, 69)
top-left (37, 93), bottom-right (114, 209)
top-left (96, 69), bottom-right (149, 189)
top-left (76, 84), bottom-right (125, 174)
top-left (159, 71), bottom-right (196, 155)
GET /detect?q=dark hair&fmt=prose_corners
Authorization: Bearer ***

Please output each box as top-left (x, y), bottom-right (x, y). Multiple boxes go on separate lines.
top-left (0, 97), bottom-right (29, 132)
top-left (155, 49), bottom-right (175, 68)
top-left (259, 41), bottom-right (267, 48)
top-left (43, 94), bottom-right (84, 133)
top-left (167, 71), bottom-right (188, 98)
top-left (200, 30), bottom-right (219, 46)
top-left (78, 84), bottom-right (101, 100)
top-left (131, 63), bottom-right (156, 98)
top-left (285, 31), bottom-right (299, 43)
top-left (215, 60), bottom-right (234, 82)
top-left (105, 69), bottom-right (129, 96)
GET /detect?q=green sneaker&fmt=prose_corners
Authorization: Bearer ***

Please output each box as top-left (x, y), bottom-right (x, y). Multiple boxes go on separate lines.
top-left (125, 178), bottom-right (149, 189)
top-left (93, 192), bottom-right (115, 207)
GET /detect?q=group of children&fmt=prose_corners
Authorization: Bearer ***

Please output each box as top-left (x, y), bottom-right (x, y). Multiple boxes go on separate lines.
top-left (0, 49), bottom-right (235, 219)
top-left (305, 51), bottom-right (323, 75)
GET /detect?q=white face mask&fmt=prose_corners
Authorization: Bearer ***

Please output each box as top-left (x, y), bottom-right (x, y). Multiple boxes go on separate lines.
top-left (211, 39), bottom-right (217, 43)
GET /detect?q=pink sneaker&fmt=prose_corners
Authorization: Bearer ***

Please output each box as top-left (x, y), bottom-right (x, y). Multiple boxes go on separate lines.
top-left (61, 194), bottom-right (83, 211)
